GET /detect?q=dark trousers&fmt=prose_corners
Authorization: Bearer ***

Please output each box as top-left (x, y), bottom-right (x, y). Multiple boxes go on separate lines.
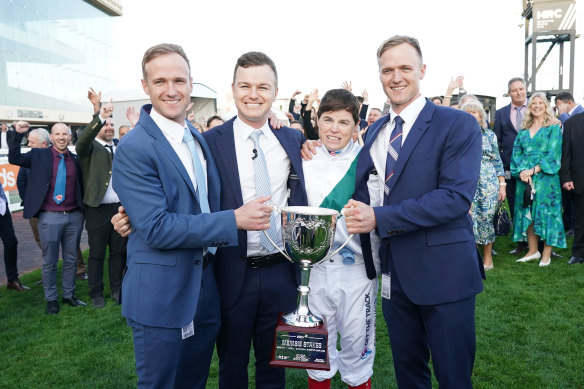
top-left (128, 265), bottom-right (220, 389)
top-left (382, 270), bottom-right (476, 389)
top-left (217, 261), bottom-right (297, 389)
top-left (572, 191), bottom-right (584, 258)
top-left (0, 209), bottom-right (19, 283)
top-left (562, 188), bottom-right (576, 231)
top-left (86, 204), bottom-right (127, 298)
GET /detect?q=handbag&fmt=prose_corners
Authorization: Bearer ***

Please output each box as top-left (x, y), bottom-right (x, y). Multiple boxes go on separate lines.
top-left (493, 203), bottom-right (511, 236)
top-left (523, 182), bottom-right (534, 207)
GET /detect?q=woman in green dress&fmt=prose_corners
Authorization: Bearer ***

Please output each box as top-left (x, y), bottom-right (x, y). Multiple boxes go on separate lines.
top-left (461, 100), bottom-right (506, 270)
top-left (511, 92), bottom-right (566, 267)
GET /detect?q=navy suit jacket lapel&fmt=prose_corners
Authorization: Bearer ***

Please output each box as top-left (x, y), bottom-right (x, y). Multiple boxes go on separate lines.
top-left (211, 119), bottom-right (244, 208)
top-left (388, 100), bottom-right (433, 192)
top-left (271, 125), bottom-right (306, 189)
top-left (140, 105), bottom-right (198, 201)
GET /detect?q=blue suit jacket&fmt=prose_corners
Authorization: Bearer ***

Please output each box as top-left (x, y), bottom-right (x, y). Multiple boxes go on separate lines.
top-left (559, 104), bottom-right (584, 125)
top-left (203, 117), bottom-right (308, 310)
top-left (355, 100), bottom-right (484, 306)
top-left (8, 132), bottom-right (84, 219)
top-left (112, 105), bottom-right (238, 328)
top-left (493, 103), bottom-right (518, 170)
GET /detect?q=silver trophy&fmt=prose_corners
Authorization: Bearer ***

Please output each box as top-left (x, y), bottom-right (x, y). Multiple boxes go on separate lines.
top-left (265, 206), bottom-right (353, 328)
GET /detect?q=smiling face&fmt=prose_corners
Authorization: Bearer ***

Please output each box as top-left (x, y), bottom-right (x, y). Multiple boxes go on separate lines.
top-left (318, 110), bottom-right (357, 152)
top-left (97, 118), bottom-right (115, 142)
top-left (142, 52), bottom-right (193, 125)
top-left (508, 80), bottom-right (526, 106)
top-left (378, 43), bottom-right (426, 114)
top-left (232, 64), bottom-right (278, 129)
top-left (529, 95), bottom-right (547, 120)
top-left (50, 123), bottom-right (70, 153)
top-left (367, 109), bottom-right (382, 126)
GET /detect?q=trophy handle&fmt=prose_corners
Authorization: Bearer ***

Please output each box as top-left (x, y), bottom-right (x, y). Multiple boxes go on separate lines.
top-left (324, 208), bottom-right (354, 261)
top-left (262, 203), bottom-right (294, 263)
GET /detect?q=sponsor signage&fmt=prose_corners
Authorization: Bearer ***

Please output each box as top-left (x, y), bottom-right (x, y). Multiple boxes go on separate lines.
top-left (534, 0), bottom-right (576, 32)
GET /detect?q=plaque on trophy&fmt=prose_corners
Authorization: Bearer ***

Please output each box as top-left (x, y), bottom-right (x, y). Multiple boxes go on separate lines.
top-left (264, 206), bottom-right (352, 370)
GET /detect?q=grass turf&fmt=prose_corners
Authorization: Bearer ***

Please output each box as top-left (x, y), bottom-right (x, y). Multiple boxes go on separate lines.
top-left (1, 234), bottom-right (583, 388)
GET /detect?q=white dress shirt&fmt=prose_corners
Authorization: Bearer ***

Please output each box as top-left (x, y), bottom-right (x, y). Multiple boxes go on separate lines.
top-left (150, 109), bottom-right (207, 192)
top-left (370, 94), bottom-right (426, 204)
top-left (233, 117), bottom-right (290, 256)
top-left (94, 137), bottom-right (120, 204)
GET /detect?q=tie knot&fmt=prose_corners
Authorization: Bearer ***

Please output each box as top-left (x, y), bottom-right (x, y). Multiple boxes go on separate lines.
top-left (183, 128), bottom-right (194, 143)
top-left (249, 130), bottom-right (262, 144)
top-left (58, 153), bottom-right (65, 158)
top-left (394, 116), bottom-right (404, 126)
top-left (516, 106), bottom-right (521, 112)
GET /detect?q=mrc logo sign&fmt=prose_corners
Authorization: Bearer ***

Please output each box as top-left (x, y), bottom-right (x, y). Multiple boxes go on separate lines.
top-left (534, 0), bottom-right (577, 32)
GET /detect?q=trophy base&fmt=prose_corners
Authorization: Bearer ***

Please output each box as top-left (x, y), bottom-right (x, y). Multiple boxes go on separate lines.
top-left (270, 313), bottom-right (330, 370)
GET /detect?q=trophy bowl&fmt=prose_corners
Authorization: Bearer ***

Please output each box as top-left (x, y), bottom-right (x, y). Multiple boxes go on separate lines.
top-left (265, 205), bottom-right (352, 328)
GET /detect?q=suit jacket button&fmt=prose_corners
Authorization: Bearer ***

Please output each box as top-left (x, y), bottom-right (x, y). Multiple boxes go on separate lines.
top-left (195, 259), bottom-right (201, 265)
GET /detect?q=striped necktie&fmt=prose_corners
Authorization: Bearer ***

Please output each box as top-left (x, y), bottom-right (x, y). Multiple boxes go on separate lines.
top-left (384, 116), bottom-right (404, 200)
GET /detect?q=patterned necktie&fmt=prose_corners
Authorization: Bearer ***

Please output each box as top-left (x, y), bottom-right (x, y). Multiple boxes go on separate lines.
top-left (384, 116), bottom-right (404, 199)
top-left (183, 128), bottom-right (215, 254)
top-left (53, 153), bottom-right (66, 204)
top-left (515, 106), bottom-right (523, 131)
top-left (249, 130), bottom-right (279, 251)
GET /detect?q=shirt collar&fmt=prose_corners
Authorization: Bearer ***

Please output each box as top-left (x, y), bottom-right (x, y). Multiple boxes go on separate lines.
top-left (95, 137), bottom-right (114, 147)
top-left (51, 146), bottom-right (69, 157)
top-left (234, 116), bottom-right (272, 142)
top-left (150, 108), bottom-right (189, 142)
top-left (388, 94), bottom-right (426, 126)
top-left (321, 138), bottom-right (356, 157)
top-left (569, 104), bottom-right (581, 116)
top-left (511, 100), bottom-right (527, 110)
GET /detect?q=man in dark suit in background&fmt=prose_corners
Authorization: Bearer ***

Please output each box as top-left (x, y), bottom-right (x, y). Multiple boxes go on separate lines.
top-left (203, 51), bottom-right (308, 389)
top-left (76, 89), bottom-right (126, 308)
top-left (493, 77), bottom-right (528, 255)
top-left (9, 121), bottom-right (86, 314)
top-left (345, 35), bottom-right (484, 388)
top-left (113, 43), bottom-right (273, 389)
top-left (561, 112), bottom-right (584, 265)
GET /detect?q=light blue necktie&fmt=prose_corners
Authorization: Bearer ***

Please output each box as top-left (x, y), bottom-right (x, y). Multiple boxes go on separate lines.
top-left (53, 153), bottom-right (66, 204)
top-left (183, 128), bottom-right (216, 254)
top-left (249, 130), bottom-right (279, 251)
top-left (515, 106), bottom-right (523, 131)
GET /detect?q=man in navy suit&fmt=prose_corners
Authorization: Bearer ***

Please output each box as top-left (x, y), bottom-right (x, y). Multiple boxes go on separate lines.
top-left (9, 121), bottom-right (86, 314)
top-left (344, 35), bottom-right (484, 388)
top-left (112, 44), bottom-right (274, 389)
top-left (203, 52), bottom-right (307, 389)
top-left (493, 77), bottom-right (528, 255)
top-left (555, 92), bottom-right (584, 125)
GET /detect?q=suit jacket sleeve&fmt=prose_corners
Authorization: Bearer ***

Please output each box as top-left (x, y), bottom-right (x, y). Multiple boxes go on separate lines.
top-left (113, 135), bottom-right (238, 250)
top-left (75, 114), bottom-right (104, 157)
top-left (7, 131), bottom-right (32, 168)
top-left (560, 119), bottom-right (574, 184)
top-left (373, 113), bottom-right (481, 239)
top-left (493, 110), bottom-right (504, 163)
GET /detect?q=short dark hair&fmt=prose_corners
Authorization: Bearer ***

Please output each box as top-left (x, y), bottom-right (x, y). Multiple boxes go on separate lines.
top-left (233, 51), bottom-right (278, 88)
top-left (206, 115), bottom-right (224, 127)
top-left (377, 35), bottom-right (423, 65)
top-left (142, 43), bottom-right (190, 81)
top-left (119, 125), bottom-right (130, 131)
top-left (430, 96), bottom-right (443, 104)
top-left (507, 77), bottom-right (526, 92)
top-left (356, 96), bottom-right (364, 104)
top-left (555, 91), bottom-right (575, 102)
top-left (290, 120), bottom-right (304, 129)
top-left (317, 89), bottom-right (360, 124)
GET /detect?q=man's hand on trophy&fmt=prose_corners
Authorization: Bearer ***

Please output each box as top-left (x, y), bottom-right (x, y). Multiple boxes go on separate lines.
top-left (235, 196), bottom-right (273, 231)
top-left (343, 199), bottom-right (377, 234)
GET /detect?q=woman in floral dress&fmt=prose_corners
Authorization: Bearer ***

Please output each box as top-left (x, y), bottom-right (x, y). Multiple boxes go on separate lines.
top-left (511, 92), bottom-right (566, 267)
top-left (462, 101), bottom-right (506, 270)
